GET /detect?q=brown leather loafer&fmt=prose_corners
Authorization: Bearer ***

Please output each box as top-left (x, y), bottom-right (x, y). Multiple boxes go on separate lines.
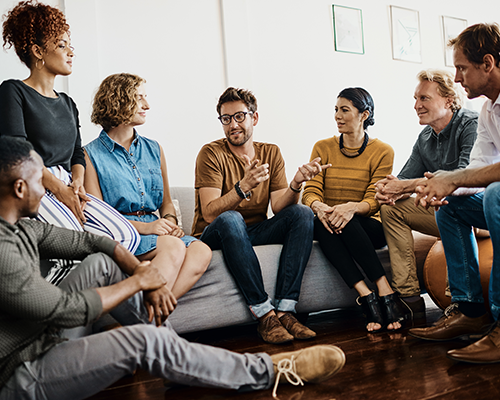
top-left (279, 313), bottom-right (316, 340)
top-left (408, 305), bottom-right (491, 341)
top-left (257, 314), bottom-right (293, 344)
top-left (447, 322), bottom-right (500, 363)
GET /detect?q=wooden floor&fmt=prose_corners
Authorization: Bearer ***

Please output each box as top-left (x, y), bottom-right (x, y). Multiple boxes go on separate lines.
top-left (88, 296), bottom-right (500, 400)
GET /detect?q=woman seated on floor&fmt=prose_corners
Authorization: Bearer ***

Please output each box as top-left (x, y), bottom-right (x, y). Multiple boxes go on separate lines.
top-left (302, 87), bottom-right (405, 332)
top-left (84, 73), bottom-right (211, 300)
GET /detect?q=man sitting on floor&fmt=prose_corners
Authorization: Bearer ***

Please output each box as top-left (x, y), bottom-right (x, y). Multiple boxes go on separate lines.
top-left (375, 69), bottom-right (478, 318)
top-left (409, 23), bottom-right (500, 364)
top-left (0, 136), bottom-right (345, 399)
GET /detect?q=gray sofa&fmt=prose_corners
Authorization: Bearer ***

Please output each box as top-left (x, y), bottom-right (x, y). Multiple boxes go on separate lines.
top-left (167, 187), bottom-right (437, 334)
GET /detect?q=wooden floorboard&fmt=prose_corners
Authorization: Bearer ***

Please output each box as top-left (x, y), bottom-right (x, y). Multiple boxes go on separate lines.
top-left (87, 296), bottom-right (500, 400)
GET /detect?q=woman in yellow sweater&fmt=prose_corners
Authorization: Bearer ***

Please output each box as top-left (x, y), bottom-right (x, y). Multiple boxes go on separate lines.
top-left (302, 87), bottom-right (405, 332)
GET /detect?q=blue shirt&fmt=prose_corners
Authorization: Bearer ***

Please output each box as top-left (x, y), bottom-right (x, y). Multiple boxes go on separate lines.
top-left (85, 130), bottom-right (163, 255)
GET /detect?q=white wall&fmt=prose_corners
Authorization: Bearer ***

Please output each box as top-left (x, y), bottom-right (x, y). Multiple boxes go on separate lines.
top-left (0, 0), bottom-right (497, 186)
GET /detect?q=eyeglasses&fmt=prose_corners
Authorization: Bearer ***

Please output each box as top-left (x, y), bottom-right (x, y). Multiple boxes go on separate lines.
top-left (218, 111), bottom-right (253, 125)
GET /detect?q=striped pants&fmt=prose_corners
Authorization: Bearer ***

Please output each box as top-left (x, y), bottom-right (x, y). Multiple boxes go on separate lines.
top-left (38, 167), bottom-right (140, 285)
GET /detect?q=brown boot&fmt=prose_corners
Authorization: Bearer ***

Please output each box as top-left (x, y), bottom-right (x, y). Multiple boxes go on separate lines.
top-left (279, 313), bottom-right (316, 340)
top-left (270, 345), bottom-right (345, 398)
top-left (257, 313), bottom-right (293, 344)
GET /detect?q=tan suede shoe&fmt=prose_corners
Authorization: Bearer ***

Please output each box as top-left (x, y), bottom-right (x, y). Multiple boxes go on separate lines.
top-left (447, 322), bottom-right (500, 363)
top-left (279, 313), bottom-right (316, 340)
top-left (409, 305), bottom-right (491, 341)
top-left (270, 345), bottom-right (345, 398)
top-left (257, 314), bottom-right (294, 344)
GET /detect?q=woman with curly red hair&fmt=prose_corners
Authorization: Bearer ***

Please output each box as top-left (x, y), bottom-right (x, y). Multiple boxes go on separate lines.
top-left (0, 1), bottom-right (140, 283)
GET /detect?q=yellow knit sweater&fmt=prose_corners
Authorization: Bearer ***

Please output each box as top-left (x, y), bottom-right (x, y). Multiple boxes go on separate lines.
top-left (302, 136), bottom-right (394, 219)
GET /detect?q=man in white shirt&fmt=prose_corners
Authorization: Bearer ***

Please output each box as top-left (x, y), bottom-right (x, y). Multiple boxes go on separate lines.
top-left (408, 23), bottom-right (500, 364)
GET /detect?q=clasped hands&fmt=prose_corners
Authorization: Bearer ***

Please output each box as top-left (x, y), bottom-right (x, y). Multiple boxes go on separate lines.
top-left (56, 179), bottom-right (90, 225)
top-left (133, 261), bottom-right (177, 327)
top-left (375, 171), bottom-right (453, 210)
top-left (145, 217), bottom-right (184, 238)
top-left (374, 175), bottom-right (406, 205)
top-left (317, 202), bottom-right (357, 234)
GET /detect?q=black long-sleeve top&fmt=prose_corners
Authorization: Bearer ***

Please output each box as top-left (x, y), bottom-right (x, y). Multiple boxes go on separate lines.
top-left (0, 79), bottom-right (85, 172)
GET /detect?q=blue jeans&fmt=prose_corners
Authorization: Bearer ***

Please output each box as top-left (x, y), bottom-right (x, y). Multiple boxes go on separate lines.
top-left (0, 254), bottom-right (273, 400)
top-left (200, 204), bottom-right (314, 318)
top-left (435, 182), bottom-right (500, 320)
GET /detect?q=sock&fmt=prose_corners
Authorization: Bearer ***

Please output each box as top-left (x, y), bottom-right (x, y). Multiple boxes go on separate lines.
top-left (402, 296), bottom-right (421, 303)
top-left (458, 301), bottom-right (487, 318)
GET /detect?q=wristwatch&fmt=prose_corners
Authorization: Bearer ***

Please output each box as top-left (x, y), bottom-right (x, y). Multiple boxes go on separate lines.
top-left (235, 180), bottom-right (252, 201)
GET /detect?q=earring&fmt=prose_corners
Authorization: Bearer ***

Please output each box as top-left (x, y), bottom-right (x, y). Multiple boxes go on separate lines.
top-left (35, 58), bottom-right (45, 70)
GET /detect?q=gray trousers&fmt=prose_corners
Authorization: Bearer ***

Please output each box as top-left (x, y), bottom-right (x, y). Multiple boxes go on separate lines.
top-left (0, 254), bottom-right (274, 400)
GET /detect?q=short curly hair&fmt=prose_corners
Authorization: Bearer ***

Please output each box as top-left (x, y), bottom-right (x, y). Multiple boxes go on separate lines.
top-left (2, 1), bottom-right (69, 69)
top-left (91, 73), bottom-right (146, 132)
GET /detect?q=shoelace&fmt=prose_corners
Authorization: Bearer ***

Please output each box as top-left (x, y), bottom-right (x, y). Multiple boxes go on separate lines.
top-left (444, 302), bottom-right (459, 317)
top-left (272, 356), bottom-right (304, 399)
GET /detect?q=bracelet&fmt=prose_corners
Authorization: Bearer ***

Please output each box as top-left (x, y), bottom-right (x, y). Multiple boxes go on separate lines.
top-left (289, 181), bottom-right (303, 193)
top-left (162, 213), bottom-right (178, 225)
top-left (235, 180), bottom-right (252, 201)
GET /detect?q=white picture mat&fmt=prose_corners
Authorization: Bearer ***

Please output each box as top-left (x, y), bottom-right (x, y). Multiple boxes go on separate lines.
top-left (442, 16), bottom-right (467, 67)
top-left (333, 5), bottom-right (364, 54)
top-left (390, 5), bottom-right (421, 63)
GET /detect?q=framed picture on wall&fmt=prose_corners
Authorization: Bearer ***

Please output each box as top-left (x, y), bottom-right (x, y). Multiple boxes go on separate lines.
top-left (442, 16), bottom-right (467, 67)
top-left (332, 5), bottom-right (364, 55)
top-left (390, 5), bottom-right (421, 63)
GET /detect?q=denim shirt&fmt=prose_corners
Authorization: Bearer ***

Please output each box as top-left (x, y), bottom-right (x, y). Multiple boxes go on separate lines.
top-left (85, 130), bottom-right (163, 255)
top-left (398, 108), bottom-right (478, 179)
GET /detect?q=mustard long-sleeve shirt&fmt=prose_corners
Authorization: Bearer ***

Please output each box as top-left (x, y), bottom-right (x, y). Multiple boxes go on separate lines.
top-left (302, 136), bottom-right (394, 220)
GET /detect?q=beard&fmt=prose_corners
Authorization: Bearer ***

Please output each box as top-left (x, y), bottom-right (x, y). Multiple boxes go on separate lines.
top-left (226, 129), bottom-right (252, 147)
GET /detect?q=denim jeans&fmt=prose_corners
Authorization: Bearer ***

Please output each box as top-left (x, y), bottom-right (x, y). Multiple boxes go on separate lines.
top-left (0, 254), bottom-right (273, 400)
top-left (435, 182), bottom-right (500, 320)
top-left (200, 204), bottom-right (314, 318)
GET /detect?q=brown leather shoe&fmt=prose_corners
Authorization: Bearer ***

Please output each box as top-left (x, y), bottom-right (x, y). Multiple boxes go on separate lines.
top-left (279, 313), bottom-right (316, 340)
top-left (257, 314), bottom-right (294, 344)
top-left (409, 304), bottom-right (492, 341)
top-left (447, 322), bottom-right (500, 363)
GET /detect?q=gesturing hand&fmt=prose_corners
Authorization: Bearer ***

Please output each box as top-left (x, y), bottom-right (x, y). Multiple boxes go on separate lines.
top-left (293, 157), bottom-right (331, 186)
top-left (239, 155), bottom-right (270, 192)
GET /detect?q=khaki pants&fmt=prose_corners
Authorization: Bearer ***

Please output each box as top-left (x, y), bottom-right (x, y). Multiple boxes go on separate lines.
top-left (381, 198), bottom-right (441, 297)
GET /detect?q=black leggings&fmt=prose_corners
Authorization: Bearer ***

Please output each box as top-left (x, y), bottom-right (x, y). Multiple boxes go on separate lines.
top-left (314, 215), bottom-right (387, 289)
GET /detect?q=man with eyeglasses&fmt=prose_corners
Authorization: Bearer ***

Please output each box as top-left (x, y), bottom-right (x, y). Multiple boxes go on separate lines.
top-left (192, 87), bottom-right (330, 344)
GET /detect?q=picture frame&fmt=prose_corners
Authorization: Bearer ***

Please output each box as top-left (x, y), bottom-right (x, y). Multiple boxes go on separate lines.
top-left (390, 5), bottom-right (421, 63)
top-left (332, 5), bottom-right (364, 55)
top-left (442, 16), bottom-right (467, 67)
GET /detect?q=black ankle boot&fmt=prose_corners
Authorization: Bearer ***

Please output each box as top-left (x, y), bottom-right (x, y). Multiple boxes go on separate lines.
top-left (380, 293), bottom-right (405, 330)
top-left (357, 292), bottom-right (384, 331)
